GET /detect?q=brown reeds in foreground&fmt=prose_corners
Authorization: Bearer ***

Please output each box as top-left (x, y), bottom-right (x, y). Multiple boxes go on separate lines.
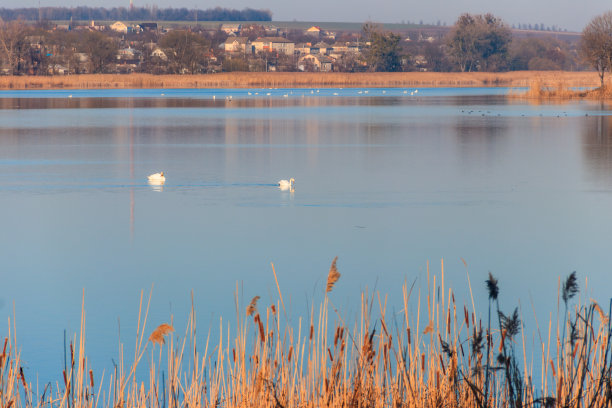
top-left (0, 71), bottom-right (604, 90)
top-left (1, 259), bottom-right (611, 408)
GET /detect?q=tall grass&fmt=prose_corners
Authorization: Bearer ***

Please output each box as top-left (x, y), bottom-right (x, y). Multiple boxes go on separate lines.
top-left (522, 76), bottom-right (612, 100)
top-left (0, 71), bottom-right (604, 90)
top-left (1, 259), bottom-right (610, 408)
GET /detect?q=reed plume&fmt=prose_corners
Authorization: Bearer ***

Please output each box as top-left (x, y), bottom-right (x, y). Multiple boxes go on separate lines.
top-left (247, 296), bottom-right (260, 317)
top-left (486, 272), bottom-right (499, 300)
top-left (326, 256), bottom-right (341, 293)
top-left (148, 323), bottom-right (174, 345)
top-left (562, 271), bottom-right (578, 305)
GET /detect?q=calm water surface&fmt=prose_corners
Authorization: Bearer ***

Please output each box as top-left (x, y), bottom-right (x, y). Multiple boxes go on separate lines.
top-left (1, 87), bottom-right (612, 383)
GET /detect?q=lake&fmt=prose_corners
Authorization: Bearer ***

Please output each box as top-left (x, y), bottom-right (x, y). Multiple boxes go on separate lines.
top-left (1, 87), bottom-right (611, 384)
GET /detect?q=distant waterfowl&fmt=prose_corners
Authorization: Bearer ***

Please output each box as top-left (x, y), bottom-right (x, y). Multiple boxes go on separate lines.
top-left (148, 171), bottom-right (165, 182)
top-left (278, 178), bottom-right (295, 191)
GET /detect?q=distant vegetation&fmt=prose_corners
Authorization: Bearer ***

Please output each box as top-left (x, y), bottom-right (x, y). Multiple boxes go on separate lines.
top-left (0, 6), bottom-right (272, 22)
top-left (0, 8), bottom-right (599, 78)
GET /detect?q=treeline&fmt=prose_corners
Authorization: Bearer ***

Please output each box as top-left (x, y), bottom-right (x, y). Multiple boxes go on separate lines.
top-left (0, 6), bottom-right (272, 22)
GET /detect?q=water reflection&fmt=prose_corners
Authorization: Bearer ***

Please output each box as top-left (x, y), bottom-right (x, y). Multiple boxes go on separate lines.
top-left (581, 107), bottom-right (612, 189)
top-left (147, 179), bottom-right (165, 192)
top-left (0, 93), bottom-right (509, 111)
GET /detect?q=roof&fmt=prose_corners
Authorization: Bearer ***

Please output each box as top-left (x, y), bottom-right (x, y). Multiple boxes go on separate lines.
top-left (224, 37), bottom-right (248, 45)
top-left (254, 37), bottom-right (293, 43)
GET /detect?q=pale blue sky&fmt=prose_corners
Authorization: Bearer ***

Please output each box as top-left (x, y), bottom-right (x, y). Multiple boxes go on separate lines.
top-left (4, 0), bottom-right (609, 32)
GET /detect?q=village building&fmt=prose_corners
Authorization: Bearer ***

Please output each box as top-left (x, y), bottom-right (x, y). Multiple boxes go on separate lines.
top-left (223, 37), bottom-right (250, 54)
top-left (251, 37), bottom-right (294, 56)
top-left (294, 43), bottom-right (311, 55)
top-left (220, 23), bottom-right (242, 35)
top-left (151, 48), bottom-right (168, 61)
top-left (298, 54), bottom-right (334, 72)
top-left (138, 22), bottom-right (158, 32)
top-left (309, 42), bottom-right (331, 55)
top-left (304, 26), bottom-right (322, 38)
top-left (110, 21), bottom-right (128, 33)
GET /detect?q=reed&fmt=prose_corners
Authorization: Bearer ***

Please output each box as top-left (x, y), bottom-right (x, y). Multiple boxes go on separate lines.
top-left (0, 71), bottom-right (604, 90)
top-left (1, 259), bottom-right (610, 408)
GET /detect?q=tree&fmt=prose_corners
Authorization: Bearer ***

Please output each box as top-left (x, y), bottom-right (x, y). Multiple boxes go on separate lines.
top-left (80, 30), bottom-right (119, 73)
top-left (0, 19), bottom-right (28, 74)
top-left (363, 23), bottom-right (403, 72)
top-left (159, 30), bottom-right (210, 74)
top-left (446, 13), bottom-right (511, 72)
top-left (580, 11), bottom-right (612, 88)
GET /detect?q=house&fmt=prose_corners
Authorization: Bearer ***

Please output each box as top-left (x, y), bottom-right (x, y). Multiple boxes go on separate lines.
top-left (295, 43), bottom-right (311, 55)
top-left (347, 42), bottom-right (363, 53)
top-left (49, 64), bottom-right (69, 75)
top-left (118, 47), bottom-right (138, 59)
top-left (221, 23), bottom-right (242, 35)
top-left (251, 37), bottom-right (295, 56)
top-left (110, 21), bottom-right (128, 33)
top-left (310, 42), bottom-right (330, 55)
top-left (263, 25), bottom-right (279, 36)
top-left (298, 54), bottom-right (334, 72)
top-left (330, 43), bottom-right (349, 54)
top-left (305, 26), bottom-right (322, 37)
top-left (224, 37), bottom-right (250, 54)
top-left (151, 48), bottom-right (168, 61)
top-left (138, 22), bottom-right (158, 32)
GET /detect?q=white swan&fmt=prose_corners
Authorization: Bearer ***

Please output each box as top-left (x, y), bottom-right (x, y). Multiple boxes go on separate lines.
top-left (148, 171), bottom-right (165, 182)
top-left (278, 178), bottom-right (295, 191)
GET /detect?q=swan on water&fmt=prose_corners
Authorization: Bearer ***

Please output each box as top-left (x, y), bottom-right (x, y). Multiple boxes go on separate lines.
top-left (278, 178), bottom-right (295, 190)
top-left (148, 171), bottom-right (165, 182)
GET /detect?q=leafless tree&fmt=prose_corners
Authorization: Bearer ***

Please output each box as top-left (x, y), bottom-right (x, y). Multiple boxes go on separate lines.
top-left (0, 18), bottom-right (28, 74)
top-left (580, 11), bottom-right (612, 88)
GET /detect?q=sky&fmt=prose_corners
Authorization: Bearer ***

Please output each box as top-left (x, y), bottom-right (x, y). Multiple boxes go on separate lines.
top-left (2, 0), bottom-right (610, 32)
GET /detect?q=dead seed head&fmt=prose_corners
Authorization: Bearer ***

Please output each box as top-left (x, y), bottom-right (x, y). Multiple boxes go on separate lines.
top-left (486, 272), bottom-right (499, 300)
top-left (148, 323), bottom-right (175, 345)
top-left (247, 296), bottom-right (260, 317)
top-left (326, 256), bottom-right (341, 293)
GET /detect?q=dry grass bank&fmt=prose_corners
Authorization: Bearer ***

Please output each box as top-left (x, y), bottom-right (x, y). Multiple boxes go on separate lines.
top-left (1, 259), bottom-right (611, 408)
top-left (521, 76), bottom-right (612, 100)
top-left (0, 71), bottom-right (603, 90)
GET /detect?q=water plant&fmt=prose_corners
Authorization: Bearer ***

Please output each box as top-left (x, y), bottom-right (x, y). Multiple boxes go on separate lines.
top-left (0, 259), bottom-right (610, 408)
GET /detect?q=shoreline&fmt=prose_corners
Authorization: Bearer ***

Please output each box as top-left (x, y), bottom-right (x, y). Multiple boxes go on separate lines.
top-left (0, 71), bottom-right (602, 90)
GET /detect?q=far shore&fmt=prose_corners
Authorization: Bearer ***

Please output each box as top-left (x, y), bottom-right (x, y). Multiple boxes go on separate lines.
top-left (0, 71), bottom-right (603, 90)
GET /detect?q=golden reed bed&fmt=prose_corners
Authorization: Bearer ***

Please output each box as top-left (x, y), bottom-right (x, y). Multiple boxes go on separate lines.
top-left (1, 259), bottom-right (611, 408)
top-left (0, 71), bottom-right (602, 90)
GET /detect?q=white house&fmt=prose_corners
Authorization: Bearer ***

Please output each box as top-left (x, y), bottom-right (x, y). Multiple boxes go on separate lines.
top-left (110, 21), bottom-right (128, 33)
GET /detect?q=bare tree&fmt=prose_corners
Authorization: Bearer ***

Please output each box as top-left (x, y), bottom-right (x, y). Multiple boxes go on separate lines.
top-left (446, 13), bottom-right (511, 72)
top-left (580, 11), bottom-right (612, 88)
top-left (80, 30), bottom-right (119, 73)
top-left (0, 18), bottom-right (28, 74)
top-left (160, 30), bottom-right (210, 74)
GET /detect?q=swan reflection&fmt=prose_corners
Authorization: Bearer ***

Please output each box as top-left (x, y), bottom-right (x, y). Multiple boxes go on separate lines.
top-left (148, 179), bottom-right (164, 192)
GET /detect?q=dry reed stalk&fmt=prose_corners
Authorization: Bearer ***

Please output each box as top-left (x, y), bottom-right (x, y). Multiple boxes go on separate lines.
top-left (0, 71), bottom-right (604, 90)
